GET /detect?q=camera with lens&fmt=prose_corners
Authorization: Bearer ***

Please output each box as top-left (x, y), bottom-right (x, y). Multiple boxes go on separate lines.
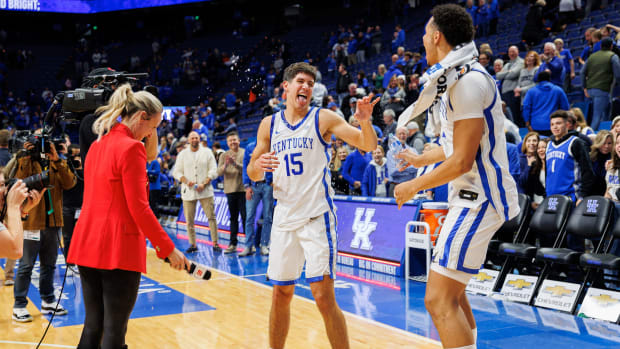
top-left (9, 130), bottom-right (65, 159)
top-left (6, 171), bottom-right (50, 193)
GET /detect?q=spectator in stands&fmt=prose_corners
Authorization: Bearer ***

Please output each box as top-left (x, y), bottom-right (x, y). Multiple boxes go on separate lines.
top-left (493, 59), bottom-right (504, 90)
top-left (381, 76), bottom-right (406, 115)
top-left (342, 144), bottom-right (371, 196)
top-left (537, 43), bottom-right (564, 88)
top-left (497, 46), bottom-right (524, 126)
top-left (312, 74), bottom-right (328, 107)
top-left (372, 64), bottom-right (386, 90)
top-left (383, 56), bottom-right (404, 89)
top-left (404, 73), bottom-right (420, 106)
top-left (566, 111), bottom-right (593, 147)
top-left (192, 120), bottom-right (209, 143)
top-left (12, 140), bottom-right (76, 322)
top-left (605, 133), bottom-right (620, 201)
top-left (476, 0), bottom-right (489, 38)
top-left (546, 110), bottom-right (595, 204)
top-left (356, 71), bottom-right (370, 94)
top-left (217, 132), bottom-right (246, 254)
top-left (515, 51), bottom-right (541, 104)
top-left (240, 141), bottom-right (273, 257)
top-left (219, 118), bottom-right (238, 137)
top-left (382, 109), bottom-right (397, 145)
top-left (488, 0), bottom-right (500, 35)
top-left (523, 70), bottom-right (570, 136)
top-left (478, 51), bottom-right (494, 76)
top-left (465, 0), bottom-right (478, 28)
top-left (386, 126), bottom-right (417, 196)
top-left (579, 27), bottom-right (597, 65)
top-left (328, 101), bottom-right (345, 118)
top-left (341, 83), bottom-right (359, 118)
top-left (0, 129), bottom-right (9, 166)
top-left (392, 24), bottom-right (405, 53)
top-left (371, 25), bottom-right (383, 55)
top-left (520, 137), bottom-right (549, 209)
top-left (522, 0), bottom-right (546, 47)
top-left (362, 145), bottom-right (389, 197)
top-left (330, 147), bottom-right (350, 195)
top-left (554, 39), bottom-right (575, 92)
top-left (225, 89), bottom-right (237, 111)
top-left (581, 37), bottom-right (620, 131)
top-left (559, 0), bottom-right (580, 30)
top-left (336, 64), bottom-right (353, 106)
top-left (571, 107), bottom-right (594, 137)
top-left (519, 132), bottom-right (540, 177)
top-left (590, 130), bottom-right (613, 195)
top-left (173, 131), bottom-right (220, 253)
top-left (406, 121), bottom-right (426, 154)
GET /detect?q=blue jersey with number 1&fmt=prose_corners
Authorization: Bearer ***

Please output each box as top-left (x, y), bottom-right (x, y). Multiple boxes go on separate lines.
top-left (546, 136), bottom-right (578, 200)
top-left (270, 107), bottom-right (335, 228)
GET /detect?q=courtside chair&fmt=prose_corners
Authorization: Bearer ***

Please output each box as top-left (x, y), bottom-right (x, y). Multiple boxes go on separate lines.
top-left (486, 194), bottom-right (530, 269)
top-left (532, 196), bottom-right (614, 311)
top-left (496, 195), bottom-right (573, 292)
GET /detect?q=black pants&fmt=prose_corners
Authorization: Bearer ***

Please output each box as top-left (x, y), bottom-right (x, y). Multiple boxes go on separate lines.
top-left (149, 189), bottom-right (161, 218)
top-left (226, 192), bottom-right (246, 246)
top-left (62, 207), bottom-right (78, 260)
top-left (77, 266), bottom-right (141, 349)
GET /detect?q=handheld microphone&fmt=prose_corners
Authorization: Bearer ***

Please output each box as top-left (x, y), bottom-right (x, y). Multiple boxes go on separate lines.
top-left (164, 258), bottom-right (212, 280)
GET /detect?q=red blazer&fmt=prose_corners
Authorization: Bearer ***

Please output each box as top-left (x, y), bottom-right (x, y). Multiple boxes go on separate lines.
top-left (68, 124), bottom-right (174, 273)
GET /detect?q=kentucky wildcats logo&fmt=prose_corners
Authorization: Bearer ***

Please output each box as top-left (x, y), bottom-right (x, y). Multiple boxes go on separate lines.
top-left (547, 197), bottom-right (558, 211)
top-left (586, 200), bottom-right (599, 214)
top-left (350, 208), bottom-right (377, 251)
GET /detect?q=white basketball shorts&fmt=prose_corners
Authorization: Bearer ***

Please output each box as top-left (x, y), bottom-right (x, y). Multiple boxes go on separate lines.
top-left (267, 211), bottom-right (337, 285)
top-left (431, 200), bottom-right (504, 283)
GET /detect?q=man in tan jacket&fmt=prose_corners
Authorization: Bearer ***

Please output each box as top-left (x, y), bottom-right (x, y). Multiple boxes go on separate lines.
top-left (12, 141), bottom-right (76, 322)
top-left (217, 131), bottom-right (245, 253)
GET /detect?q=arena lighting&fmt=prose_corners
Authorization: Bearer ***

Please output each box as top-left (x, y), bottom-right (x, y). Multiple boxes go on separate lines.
top-left (337, 251), bottom-right (401, 267)
top-left (335, 272), bottom-right (401, 291)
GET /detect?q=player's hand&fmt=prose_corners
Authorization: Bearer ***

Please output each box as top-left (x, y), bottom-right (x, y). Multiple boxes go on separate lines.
top-left (21, 188), bottom-right (46, 213)
top-left (256, 151), bottom-right (279, 172)
top-left (245, 187), bottom-right (254, 201)
top-left (353, 181), bottom-right (361, 189)
top-left (166, 248), bottom-right (190, 271)
top-left (605, 159), bottom-right (613, 172)
top-left (6, 180), bottom-right (29, 209)
top-left (196, 184), bottom-right (205, 193)
top-left (395, 148), bottom-right (423, 169)
top-left (394, 180), bottom-right (419, 209)
top-left (354, 95), bottom-right (380, 123)
top-left (187, 181), bottom-right (196, 187)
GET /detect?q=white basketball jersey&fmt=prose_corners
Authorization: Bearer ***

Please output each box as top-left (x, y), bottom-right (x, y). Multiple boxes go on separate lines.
top-left (270, 107), bottom-right (335, 229)
top-left (439, 63), bottom-right (519, 221)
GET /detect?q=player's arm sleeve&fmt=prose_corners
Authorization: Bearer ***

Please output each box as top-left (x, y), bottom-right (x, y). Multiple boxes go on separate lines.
top-left (572, 140), bottom-right (596, 198)
top-left (449, 73), bottom-right (489, 121)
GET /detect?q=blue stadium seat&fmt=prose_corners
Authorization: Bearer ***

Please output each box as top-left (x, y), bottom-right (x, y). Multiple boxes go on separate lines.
top-left (599, 121), bottom-right (612, 131)
top-left (519, 128), bottom-right (529, 140)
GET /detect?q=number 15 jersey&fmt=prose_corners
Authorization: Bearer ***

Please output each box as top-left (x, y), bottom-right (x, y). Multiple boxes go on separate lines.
top-left (270, 107), bottom-right (335, 230)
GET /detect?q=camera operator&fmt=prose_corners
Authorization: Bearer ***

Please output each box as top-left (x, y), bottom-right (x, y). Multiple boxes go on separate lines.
top-left (12, 138), bottom-right (76, 322)
top-left (67, 84), bottom-right (189, 348)
top-left (0, 169), bottom-right (45, 259)
top-left (62, 144), bottom-right (84, 273)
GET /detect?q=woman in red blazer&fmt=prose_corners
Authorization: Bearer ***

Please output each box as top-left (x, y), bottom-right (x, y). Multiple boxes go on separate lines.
top-left (68, 84), bottom-right (188, 349)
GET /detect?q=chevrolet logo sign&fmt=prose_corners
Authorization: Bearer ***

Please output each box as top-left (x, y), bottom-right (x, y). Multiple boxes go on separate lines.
top-left (507, 279), bottom-right (532, 290)
top-left (591, 294), bottom-right (620, 306)
top-left (543, 285), bottom-right (574, 298)
top-left (473, 272), bottom-right (494, 282)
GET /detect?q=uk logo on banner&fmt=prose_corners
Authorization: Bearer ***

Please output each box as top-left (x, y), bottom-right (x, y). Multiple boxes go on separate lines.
top-left (350, 208), bottom-right (378, 251)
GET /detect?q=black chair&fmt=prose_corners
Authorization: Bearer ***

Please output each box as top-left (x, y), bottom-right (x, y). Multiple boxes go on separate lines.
top-left (487, 193), bottom-right (531, 258)
top-left (532, 196), bottom-right (614, 311)
top-left (495, 195), bottom-right (573, 292)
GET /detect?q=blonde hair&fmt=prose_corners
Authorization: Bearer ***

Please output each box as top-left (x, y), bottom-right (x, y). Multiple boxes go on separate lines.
top-left (92, 84), bottom-right (163, 139)
top-left (570, 107), bottom-right (588, 129)
top-left (479, 43), bottom-right (493, 55)
top-left (590, 130), bottom-right (613, 160)
top-left (332, 146), bottom-right (349, 171)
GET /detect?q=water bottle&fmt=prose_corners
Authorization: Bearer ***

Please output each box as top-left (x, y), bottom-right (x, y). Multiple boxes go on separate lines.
top-left (388, 134), bottom-right (402, 151)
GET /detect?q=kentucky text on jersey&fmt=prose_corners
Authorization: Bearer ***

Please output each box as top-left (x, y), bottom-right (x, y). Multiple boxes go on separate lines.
top-left (272, 137), bottom-right (315, 155)
top-left (546, 150), bottom-right (567, 160)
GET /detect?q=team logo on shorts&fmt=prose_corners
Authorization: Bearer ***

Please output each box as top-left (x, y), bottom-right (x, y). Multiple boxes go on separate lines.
top-left (350, 208), bottom-right (377, 251)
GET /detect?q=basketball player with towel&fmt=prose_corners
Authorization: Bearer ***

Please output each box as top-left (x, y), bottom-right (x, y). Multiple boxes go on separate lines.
top-left (248, 62), bottom-right (378, 349)
top-left (393, 5), bottom-right (519, 349)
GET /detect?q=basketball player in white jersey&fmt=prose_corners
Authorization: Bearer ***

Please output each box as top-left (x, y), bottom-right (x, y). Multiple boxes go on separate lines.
top-left (394, 5), bottom-right (519, 349)
top-left (248, 62), bottom-right (378, 349)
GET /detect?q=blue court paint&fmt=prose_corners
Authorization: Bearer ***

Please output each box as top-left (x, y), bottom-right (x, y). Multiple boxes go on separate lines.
top-left (1, 255), bottom-right (213, 328)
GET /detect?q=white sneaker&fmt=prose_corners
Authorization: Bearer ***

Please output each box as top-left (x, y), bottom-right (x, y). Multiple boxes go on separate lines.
top-left (12, 307), bottom-right (33, 322)
top-left (260, 246), bottom-right (269, 256)
top-left (4, 279), bottom-right (14, 286)
top-left (41, 301), bottom-right (68, 316)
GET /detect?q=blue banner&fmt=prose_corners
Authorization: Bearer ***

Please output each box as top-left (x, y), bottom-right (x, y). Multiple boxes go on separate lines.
top-left (335, 198), bottom-right (418, 263)
top-left (0, 0), bottom-right (210, 13)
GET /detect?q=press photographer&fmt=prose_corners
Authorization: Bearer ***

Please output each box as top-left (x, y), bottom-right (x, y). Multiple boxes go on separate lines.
top-left (0, 168), bottom-right (45, 260)
top-left (11, 135), bottom-right (76, 323)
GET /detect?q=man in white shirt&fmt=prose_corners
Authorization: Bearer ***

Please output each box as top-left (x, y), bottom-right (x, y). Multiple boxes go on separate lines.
top-left (173, 132), bottom-right (220, 252)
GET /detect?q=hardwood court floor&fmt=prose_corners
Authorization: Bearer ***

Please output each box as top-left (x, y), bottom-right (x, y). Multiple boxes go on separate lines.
top-left (0, 248), bottom-right (440, 349)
